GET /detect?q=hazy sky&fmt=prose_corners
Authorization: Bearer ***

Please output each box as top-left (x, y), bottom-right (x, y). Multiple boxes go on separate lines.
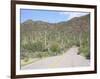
top-left (20, 9), bottom-right (89, 23)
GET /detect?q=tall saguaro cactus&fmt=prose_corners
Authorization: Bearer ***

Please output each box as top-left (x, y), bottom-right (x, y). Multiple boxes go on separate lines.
top-left (77, 19), bottom-right (83, 48)
top-left (44, 31), bottom-right (47, 49)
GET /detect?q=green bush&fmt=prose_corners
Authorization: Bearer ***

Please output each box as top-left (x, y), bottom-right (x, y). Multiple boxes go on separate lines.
top-left (79, 36), bottom-right (90, 59)
top-left (49, 42), bottom-right (61, 54)
top-left (79, 46), bottom-right (89, 57)
top-left (36, 52), bottom-right (43, 58)
top-left (33, 52), bottom-right (49, 58)
top-left (22, 40), bottom-right (44, 52)
top-left (24, 57), bottom-right (29, 62)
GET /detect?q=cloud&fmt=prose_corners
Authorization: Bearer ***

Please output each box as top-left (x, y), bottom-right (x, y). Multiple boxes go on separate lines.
top-left (59, 12), bottom-right (89, 20)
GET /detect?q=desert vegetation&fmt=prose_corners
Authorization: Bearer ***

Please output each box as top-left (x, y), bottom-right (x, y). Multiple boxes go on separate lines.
top-left (20, 14), bottom-right (90, 65)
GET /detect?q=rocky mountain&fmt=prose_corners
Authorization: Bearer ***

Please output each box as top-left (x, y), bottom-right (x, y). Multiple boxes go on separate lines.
top-left (21, 14), bottom-right (90, 36)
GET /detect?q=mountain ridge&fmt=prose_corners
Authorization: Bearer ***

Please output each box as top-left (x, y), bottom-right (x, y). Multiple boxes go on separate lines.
top-left (21, 14), bottom-right (90, 35)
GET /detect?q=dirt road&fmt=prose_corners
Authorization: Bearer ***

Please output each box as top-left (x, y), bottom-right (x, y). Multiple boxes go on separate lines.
top-left (21, 46), bottom-right (90, 69)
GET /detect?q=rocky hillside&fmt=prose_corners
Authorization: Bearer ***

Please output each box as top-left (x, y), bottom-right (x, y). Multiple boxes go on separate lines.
top-left (21, 14), bottom-right (90, 35)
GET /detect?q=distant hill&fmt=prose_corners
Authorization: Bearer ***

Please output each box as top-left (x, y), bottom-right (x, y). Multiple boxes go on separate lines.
top-left (21, 14), bottom-right (90, 36)
top-left (56, 14), bottom-right (90, 32)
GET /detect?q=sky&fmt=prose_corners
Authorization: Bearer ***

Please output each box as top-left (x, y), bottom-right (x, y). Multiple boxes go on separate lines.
top-left (20, 9), bottom-right (89, 23)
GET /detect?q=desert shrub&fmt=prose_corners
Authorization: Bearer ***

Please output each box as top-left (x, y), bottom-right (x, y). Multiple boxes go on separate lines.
top-left (32, 52), bottom-right (50, 58)
top-left (36, 52), bottom-right (43, 58)
top-left (41, 52), bottom-right (50, 57)
top-left (49, 42), bottom-right (61, 54)
top-left (24, 57), bottom-right (29, 62)
top-left (66, 39), bottom-right (75, 47)
top-left (22, 40), bottom-right (44, 52)
top-left (79, 35), bottom-right (90, 59)
top-left (31, 41), bottom-right (44, 52)
top-left (79, 45), bottom-right (89, 58)
top-left (74, 39), bottom-right (80, 47)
